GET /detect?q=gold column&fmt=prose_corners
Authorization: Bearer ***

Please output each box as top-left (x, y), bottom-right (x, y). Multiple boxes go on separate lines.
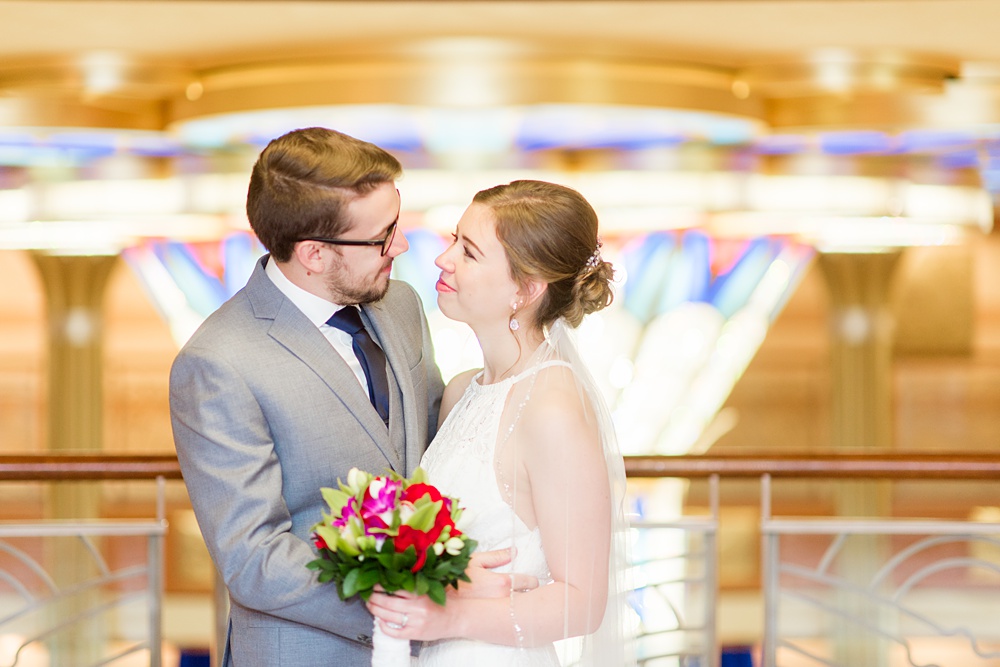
top-left (32, 252), bottom-right (117, 458)
top-left (31, 251), bottom-right (118, 664)
top-left (818, 251), bottom-right (900, 667)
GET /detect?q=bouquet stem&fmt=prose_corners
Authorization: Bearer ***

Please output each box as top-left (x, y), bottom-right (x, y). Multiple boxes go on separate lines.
top-left (371, 622), bottom-right (411, 667)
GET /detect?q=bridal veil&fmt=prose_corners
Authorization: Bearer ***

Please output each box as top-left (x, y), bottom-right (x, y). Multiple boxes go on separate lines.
top-left (494, 317), bottom-right (634, 666)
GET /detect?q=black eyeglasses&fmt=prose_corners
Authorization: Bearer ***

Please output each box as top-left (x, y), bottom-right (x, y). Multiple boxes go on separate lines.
top-left (302, 220), bottom-right (398, 257)
top-left (301, 190), bottom-right (401, 257)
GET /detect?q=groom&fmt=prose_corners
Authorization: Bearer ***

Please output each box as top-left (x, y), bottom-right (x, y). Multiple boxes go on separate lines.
top-left (171, 127), bottom-right (533, 666)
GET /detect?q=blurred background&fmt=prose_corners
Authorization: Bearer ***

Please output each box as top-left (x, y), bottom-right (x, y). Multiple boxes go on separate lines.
top-left (1, 1), bottom-right (999, 665)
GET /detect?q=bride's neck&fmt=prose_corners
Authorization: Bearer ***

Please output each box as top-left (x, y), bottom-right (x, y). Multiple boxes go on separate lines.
top-left (477, 325), bottom-right (544, 385)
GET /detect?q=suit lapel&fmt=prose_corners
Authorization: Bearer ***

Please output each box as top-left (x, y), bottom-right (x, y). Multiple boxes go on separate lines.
top-left (247, 258), bottom-right (399, 470)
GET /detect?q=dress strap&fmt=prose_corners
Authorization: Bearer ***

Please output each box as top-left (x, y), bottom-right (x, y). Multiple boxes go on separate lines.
top-left (509, 359), bottom-right (574, 384)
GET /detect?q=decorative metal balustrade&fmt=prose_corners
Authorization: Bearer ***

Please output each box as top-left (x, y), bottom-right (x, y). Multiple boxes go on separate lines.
top-left (629, 454), bottom-right (1000, 667)
top-left (630, 476), bottom-right (720, 667)
top-left (1, 453), bottom-right (998, 667)
top-left (0, 456), bottom-right (181, 667)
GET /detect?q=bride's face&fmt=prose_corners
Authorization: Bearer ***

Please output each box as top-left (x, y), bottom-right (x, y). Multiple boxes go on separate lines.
top-left (434, 203), bottom-right (519, 331)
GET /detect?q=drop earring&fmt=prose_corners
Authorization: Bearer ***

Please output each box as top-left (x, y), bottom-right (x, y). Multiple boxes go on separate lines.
top-left (509, 302), bottom-right (520, 331)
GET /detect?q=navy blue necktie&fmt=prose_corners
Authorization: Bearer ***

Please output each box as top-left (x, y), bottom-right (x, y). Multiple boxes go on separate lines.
top-left (326, 307), bottom-right (390, 425)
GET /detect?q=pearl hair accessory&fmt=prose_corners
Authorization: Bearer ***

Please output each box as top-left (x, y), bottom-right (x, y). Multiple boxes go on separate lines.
top-left (585, 238), bottom-right (604, 270)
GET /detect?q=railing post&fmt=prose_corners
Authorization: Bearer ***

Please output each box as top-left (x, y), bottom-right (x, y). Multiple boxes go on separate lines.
top-left (149, 476), bottom-right (166, 667)
top-left (705, 474), bottom-right (719, 667)
top-left (213, 568), bottom-right (229, 667)
top-left (761, 473), bottom-right (777, 667)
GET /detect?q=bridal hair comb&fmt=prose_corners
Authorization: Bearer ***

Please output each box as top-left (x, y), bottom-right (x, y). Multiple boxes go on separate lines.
top-left (585, 238), bottom-right (603, 270)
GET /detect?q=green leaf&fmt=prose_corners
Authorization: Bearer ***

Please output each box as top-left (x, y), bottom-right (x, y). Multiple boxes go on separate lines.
top-left (321, 487), bottom-right (352, 512)
top-left (404, 499), bottom-right (441, 532)
top-left (427, 580), bottom-right (446, 606)
top-left (335, 533), bottom-right (360, 557)
top-left (313, 525), bottom-right (340, 551)
top-left (342, 567), bottom-right (362, 598)
top-left (357, 568), bottom-right (380, 593)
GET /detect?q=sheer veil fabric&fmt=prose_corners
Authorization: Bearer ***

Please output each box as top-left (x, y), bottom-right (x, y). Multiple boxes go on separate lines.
top-left (419, 317), bottom-right (633, 665)
top-left (506, 318), bottom-right (632, 666)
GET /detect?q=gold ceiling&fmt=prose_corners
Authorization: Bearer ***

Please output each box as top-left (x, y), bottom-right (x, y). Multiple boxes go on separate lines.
top-left (1, 1), bottom-right (1000, 133)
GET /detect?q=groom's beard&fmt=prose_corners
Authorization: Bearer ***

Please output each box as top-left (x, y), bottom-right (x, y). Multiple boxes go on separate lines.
top-left (325, 258), bottom-right (392, 305)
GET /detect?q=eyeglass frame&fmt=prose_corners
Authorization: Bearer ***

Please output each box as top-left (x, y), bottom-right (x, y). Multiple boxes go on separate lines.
top-left (299, 189), bottom-right (400, 257)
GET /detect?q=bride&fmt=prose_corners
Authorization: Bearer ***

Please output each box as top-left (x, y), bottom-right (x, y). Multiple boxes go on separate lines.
top-left (367, 180), bottom-right (632, 666)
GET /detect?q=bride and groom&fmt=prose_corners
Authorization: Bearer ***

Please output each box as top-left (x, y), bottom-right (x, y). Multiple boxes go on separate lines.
top-left (171, 127), bottom-right (631, 666)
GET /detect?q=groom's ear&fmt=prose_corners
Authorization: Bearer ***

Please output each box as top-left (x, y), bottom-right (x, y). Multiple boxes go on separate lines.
top-left (292, 240), bottom-right (327, 274)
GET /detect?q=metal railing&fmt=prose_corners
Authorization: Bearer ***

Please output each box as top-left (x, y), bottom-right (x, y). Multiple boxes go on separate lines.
top-left (0, 455), bottom-right (181, 667)
top-left (2, 453), bottom-right (999, 667)
top-left (627, 453), bottom-right (1000, 667)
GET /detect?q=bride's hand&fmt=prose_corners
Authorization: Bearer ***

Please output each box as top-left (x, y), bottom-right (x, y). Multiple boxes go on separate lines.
top-left (455, 547), bottom-right (539, 598)
top-left (366, 590), bottom-right (459, 642)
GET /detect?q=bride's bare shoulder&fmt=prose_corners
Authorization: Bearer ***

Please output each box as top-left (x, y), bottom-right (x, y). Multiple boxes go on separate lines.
top-left (438, 368), bottom-right (481, 427)
top-left (521, 366), bottom-right (598, 440)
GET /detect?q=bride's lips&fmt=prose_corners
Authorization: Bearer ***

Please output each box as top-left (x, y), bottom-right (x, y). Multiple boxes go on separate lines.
top-left (435, 277), bottom-right (455, 293)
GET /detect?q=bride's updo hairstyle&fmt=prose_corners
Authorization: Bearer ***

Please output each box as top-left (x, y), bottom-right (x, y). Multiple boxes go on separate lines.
top-left (473, 180), bottom-right (615, 330)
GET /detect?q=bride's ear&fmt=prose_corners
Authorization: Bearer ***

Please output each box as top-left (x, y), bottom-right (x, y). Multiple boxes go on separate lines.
top-left (519, 279), bottom-right (547, 308)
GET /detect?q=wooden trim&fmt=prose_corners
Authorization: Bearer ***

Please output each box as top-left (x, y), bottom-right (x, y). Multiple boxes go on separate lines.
top-left (625, 453), bottom-right (1000, 479)
top-left (2, 453), bottom-right (997, 483)
top-left (0, 455), bottom-right (183, 481)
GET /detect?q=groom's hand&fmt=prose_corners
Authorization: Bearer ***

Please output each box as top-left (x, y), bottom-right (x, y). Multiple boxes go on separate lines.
top-left (455, 548), bottom-right (539, 598)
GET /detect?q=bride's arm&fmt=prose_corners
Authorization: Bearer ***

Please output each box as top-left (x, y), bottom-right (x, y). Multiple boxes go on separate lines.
top-left (368, 380), bottom-right (611, 645)
top-left (507, 385), bottom-right (612, 642)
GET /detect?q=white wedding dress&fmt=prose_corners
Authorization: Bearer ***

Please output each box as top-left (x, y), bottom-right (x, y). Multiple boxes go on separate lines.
top-left (417, 363), bottom-right (567, 667)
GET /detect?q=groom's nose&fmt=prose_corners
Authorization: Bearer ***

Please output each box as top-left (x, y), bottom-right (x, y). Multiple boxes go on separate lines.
top-left (387, 228), bottom-right (410, 257)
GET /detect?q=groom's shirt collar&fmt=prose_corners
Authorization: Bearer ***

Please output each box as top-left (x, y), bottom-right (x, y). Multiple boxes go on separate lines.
top-left (263, 256), bottom-right (370, 394)
top-left (264, 255), bottom-right (343, 326)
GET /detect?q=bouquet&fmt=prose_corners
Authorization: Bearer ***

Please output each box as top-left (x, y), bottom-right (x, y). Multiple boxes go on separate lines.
top-left (308, 467), bottom-right (477, 667)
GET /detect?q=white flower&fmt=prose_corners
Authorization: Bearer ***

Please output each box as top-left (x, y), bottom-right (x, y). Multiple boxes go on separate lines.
top-left (346, 468), bottom-right (371, 495)
top-left (433, 542), bottom-right (445, 556)
top-left (398, 502), bottom-right (415, 523)
top-left (444, 536), bottom-right (465, 556)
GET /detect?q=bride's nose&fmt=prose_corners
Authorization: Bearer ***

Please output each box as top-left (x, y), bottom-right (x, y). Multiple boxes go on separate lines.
top-left (434, 245), bottom-right (455, 272)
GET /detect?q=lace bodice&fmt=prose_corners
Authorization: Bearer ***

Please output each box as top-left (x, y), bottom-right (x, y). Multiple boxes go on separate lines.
top-left (417, 364), bottom-right (569, 666)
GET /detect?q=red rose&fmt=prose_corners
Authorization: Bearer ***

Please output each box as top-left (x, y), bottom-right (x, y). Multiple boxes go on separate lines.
top-left (395, 524), bottom-right (436, 571)
top-left (313, 534), bottom-right (328, 550)
top-left (431, 504), bottom-right (457, 539)
top-left (402, 483), bottom-right (443, 504)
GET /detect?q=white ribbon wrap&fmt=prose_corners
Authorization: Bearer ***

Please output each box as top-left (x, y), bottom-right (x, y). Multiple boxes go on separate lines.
top-left (371, 622), bottom-right (412, 667)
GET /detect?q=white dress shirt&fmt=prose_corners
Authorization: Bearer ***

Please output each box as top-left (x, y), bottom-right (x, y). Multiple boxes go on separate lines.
top-left (264, 256), bottom-right (370, 395)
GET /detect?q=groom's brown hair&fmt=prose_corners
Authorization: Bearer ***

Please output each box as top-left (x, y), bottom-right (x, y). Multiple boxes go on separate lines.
top-left (247, 127), bottom-right (402, 262)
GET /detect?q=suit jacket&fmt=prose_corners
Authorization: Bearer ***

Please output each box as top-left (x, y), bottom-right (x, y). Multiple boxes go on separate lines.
top-left (170, 256), bottom-right (444, 666)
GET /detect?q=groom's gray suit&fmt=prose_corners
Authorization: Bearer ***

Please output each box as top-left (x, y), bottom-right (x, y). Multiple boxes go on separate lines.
top-left (171, 256), bottom-right (444, 666)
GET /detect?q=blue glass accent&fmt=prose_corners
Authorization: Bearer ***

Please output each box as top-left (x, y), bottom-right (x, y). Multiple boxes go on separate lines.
top-left (820, 130), bottom-right (893, 155)
top-left (898, 129), bottom-right (976, 152)
top-left (753, 134), bottom-right (807, 155)
top-left (221, 233), bottom-right (265, 297)
top-left (652, 230), bottom-right (711, 314)
top-left (515, 105), bottom-right (758, 151)
top-left (937, 150), bottom-right (980, 170)
top-left (0, 133), bottom-right (37, 148)
top-left (706, 237), bottom-right (781, 318)
top-left (621, 232), bottom-right (677, 325)
top-left (392, 229), bottom-right (448, 312)
top-left (154, 241), bottom-right (228, 318)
